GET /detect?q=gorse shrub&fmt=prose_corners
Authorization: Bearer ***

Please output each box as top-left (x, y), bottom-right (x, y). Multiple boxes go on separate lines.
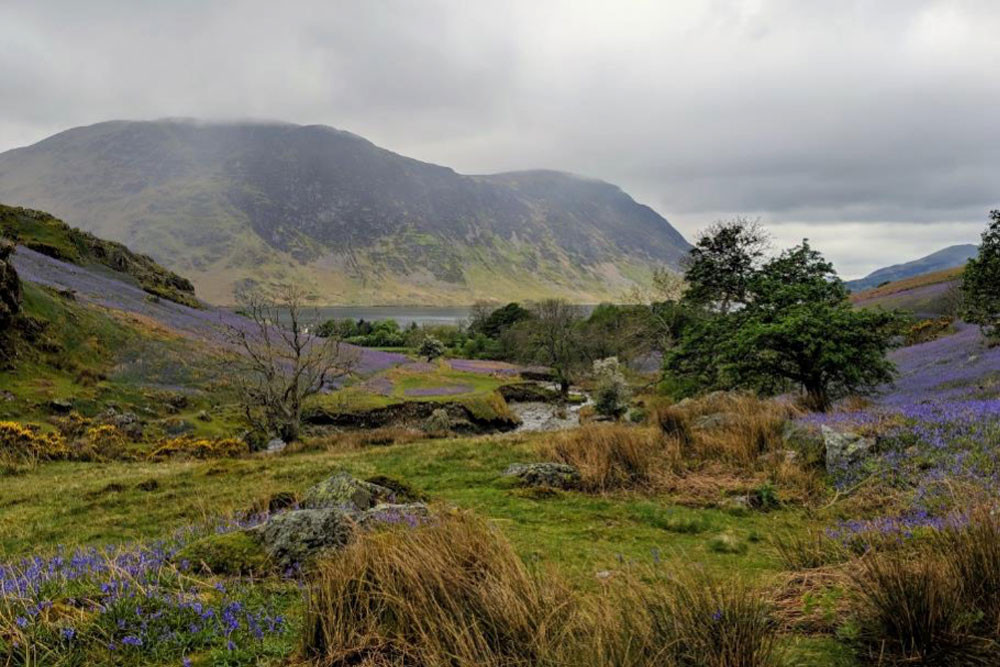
top-left (540, 424), bottom-right (677, 492)
top-left (0, 421), bottom-right (68, 464)
top-left (80, 424), bottom-right (128, 460)
top-left (150, 436), bottom-right (248, 459)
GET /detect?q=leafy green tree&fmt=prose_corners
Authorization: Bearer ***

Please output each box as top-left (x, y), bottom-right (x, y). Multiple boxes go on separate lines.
top-left (664, 232), bottom-right (900, 411)
top-left (962, 210), bottom-right (1000, 341)
top-left (470, 302), bottom-right (533, 339)
top-left (682, 217), bottom-right (768, 314)
top-left (731, 241), bottom-right (900, 411)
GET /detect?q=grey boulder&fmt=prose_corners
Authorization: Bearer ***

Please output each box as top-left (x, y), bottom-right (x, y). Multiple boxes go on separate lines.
top-left (504, 462), bottom-right (581, 489)
top-left (301, 471), bottom-right (396, 511)
top-left (821, 425), bottom-right (875, 471)
top-left (253, 508), bottom-right (356, 569)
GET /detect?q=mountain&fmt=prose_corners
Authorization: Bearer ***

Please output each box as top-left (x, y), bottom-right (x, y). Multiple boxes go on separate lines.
top-left (0, 120), bottom-right (690, 305)
top-left (845, 244), bottom-right (978, 293)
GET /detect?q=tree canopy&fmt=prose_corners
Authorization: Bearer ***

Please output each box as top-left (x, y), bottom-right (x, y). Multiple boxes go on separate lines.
top-left (962, 210), bottom-right (1000, 342)
top-left (665, 230), bottom-right (901, 411)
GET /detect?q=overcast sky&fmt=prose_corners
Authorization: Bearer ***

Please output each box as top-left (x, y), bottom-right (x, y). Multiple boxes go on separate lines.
top-left (1, 0), bottom-right (997, 278)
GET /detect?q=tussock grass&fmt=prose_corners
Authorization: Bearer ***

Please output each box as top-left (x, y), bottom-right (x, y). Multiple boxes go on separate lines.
top-left (301, 511), bottom-right (575, 666)
top-left (675, 393), bottom-right (800, 466)
top-left (301, 512), bottom-right (781, 667)
top-left (845, 509), bottom-right (1000, 664)
top-left (540, 424), bottom-right (678, 492)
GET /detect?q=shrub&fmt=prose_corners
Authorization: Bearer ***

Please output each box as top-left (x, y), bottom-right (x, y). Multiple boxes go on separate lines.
top-left (79, 424), bottom-right (128, 460)
top-left (150, 436), bottom-right (248, 459)
top-left (0, 420), bottom-right (68, 463)
top-left (418, 335), bottom-right (445, 361)
top-left (540, 424), bottom-right (677, 492)
top-left (593, 356), bottom-right (631, 419)
top-left (301, 512), bottom-right (573, 666)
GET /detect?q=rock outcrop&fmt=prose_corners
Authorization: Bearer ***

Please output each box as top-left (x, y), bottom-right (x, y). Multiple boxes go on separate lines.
top-left (0, 239), bottom-right (21, 330)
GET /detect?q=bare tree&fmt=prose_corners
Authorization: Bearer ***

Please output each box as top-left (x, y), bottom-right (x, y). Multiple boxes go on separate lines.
top-left (225, 286), bottom-right (358, 442)
top-left (524, 298), bottom-right (585, 397)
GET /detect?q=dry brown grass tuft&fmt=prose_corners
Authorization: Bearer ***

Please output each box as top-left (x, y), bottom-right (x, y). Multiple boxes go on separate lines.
top-left (540, 424), bottom-right (679, 492)
top-left (301, 512), bottom-right (781, 667)
top-left (674, 393), bottom-right (800, 466)
top-left (301, 511), bottom-right (575, 666)
top-left (539, 393), bottom-right (822, 504)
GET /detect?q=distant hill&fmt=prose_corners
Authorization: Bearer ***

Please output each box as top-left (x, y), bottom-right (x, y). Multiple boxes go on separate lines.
top-left (845, 244), bottom-right (978, 293)
top-left (851, 266), bottom-right (964, 318)
top-left (0, 120), bottom-right (690, 305)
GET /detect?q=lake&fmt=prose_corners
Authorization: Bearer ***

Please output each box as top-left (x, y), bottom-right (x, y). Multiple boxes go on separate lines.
top-left (303, 306), bottom-right (474, 327)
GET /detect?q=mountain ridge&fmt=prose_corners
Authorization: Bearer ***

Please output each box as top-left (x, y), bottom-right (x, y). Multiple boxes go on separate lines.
top-left (845, 244), bottom-right (978, 293)
top-left (0, 119), bottom-right (690, 305)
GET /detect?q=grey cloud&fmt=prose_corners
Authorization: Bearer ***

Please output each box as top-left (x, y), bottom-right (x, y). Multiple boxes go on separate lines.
top-left (0, 0), bottom-right (997, 278)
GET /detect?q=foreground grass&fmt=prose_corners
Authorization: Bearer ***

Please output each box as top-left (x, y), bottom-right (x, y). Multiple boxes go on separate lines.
top-left (0, 434), bottom-right (812, 583)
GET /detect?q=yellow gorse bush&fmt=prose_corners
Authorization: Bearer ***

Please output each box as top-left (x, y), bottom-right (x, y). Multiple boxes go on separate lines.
top-left (150, 436), bottom-right (248, 460)
top-left (0, 421), bottom-right (70, 461)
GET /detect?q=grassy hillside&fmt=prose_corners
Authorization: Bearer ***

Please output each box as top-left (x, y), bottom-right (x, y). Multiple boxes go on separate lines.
top-left (850, 265), bottom-right (962, 317)
top-left (0, 120), bottom-right (689, 305)
top-left (0, 203), bottom-right (198, 307)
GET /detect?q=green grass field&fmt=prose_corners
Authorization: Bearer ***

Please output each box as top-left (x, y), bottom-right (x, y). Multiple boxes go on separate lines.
top-left (0, 430), bottom-right (856, 665)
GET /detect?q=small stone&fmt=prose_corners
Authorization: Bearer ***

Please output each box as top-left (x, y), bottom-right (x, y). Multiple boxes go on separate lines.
top-left (196, 410), bottom-right (212, 422)
top-left (48, 398), bottom-right (73, 413)
top-left (266, 438), bottom-right (287, 453)
top-left (503, 462), bottom-right (581, 489)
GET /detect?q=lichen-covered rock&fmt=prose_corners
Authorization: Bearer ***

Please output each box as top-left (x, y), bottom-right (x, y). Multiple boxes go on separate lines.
top-left (821, 425), bottom-right (875, 471)
top-left (301, 471), bottom-right (395, 511)
top-left (0, 239), bottom-right (21, 331)
top-left (253, 508), bottom-right (356, 568)
top-left (781, 420), bottom-right (826, 467)
top-left (503, 462), bottom-right (581, 489)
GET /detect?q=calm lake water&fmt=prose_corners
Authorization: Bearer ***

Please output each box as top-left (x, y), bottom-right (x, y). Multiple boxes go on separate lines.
top-left (305, 306), bottom-right (474, 327)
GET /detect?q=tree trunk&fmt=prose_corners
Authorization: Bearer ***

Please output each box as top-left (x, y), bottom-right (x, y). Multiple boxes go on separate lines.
top-left (803, 382), bottom-right (829, 412)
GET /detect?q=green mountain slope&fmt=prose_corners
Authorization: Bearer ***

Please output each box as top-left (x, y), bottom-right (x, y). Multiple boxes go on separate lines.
top-left (0, 120), bottom-right (690, 305)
